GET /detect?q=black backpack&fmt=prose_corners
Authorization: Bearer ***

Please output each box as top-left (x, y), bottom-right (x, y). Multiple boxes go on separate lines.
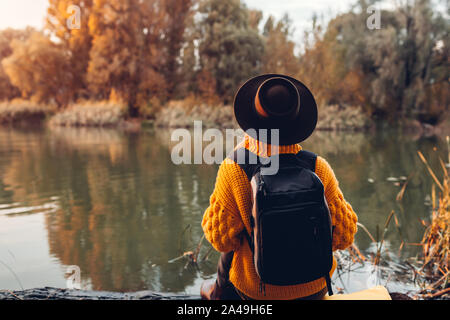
top-left (229, 148), bottom-right (334, 296)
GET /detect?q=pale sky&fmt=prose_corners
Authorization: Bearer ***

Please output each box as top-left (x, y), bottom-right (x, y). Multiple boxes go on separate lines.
top-left (0, 0), bottom-right (49, 30)
top-left (0, 0), bottom-right (356, 41)
top-left (244, 0), bottom-right (356, 39)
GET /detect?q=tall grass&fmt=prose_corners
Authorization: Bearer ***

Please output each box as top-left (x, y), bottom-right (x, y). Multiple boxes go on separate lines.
top-left (154, 99), bottom-right (237, 129)
top-left (48, 101), bottom-right (126, 127)
top-left (350, 209), bottom-right (402, 266)
top-left (316, 104), bottom-right (373, 131)
top-left (0, 100), bottom-right (55, 124)
top-left (349, 139), bottom-right (449, 299)
top-left (414, 137), bottom-right (449, 298)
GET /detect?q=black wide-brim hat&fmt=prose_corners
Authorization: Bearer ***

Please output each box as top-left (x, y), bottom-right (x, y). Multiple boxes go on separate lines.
top-left (234, 74), bottom-right (318, 145)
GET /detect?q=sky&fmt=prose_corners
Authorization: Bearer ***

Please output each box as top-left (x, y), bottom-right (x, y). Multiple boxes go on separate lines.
top-left (244, 0), bottom-right (356, 39)
top-left (0, 0), bottom-right (357, 40)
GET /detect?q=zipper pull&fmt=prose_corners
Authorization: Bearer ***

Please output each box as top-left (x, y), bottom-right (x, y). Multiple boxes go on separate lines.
top-left (260, 181), bottom-right (267, 197)
top-left (259, 281), bottom-right (266, 296)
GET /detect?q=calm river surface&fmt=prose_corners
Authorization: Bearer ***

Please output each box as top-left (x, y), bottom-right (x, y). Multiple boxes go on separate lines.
top-left (0, 126), bottom-right (447, 295)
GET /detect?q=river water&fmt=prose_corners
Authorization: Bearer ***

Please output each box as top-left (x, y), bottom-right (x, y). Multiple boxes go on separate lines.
top-left (0, 126), bottom-right (446, 296)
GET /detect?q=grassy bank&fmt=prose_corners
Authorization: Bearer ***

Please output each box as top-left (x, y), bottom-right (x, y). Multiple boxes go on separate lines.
top-left (154, 100), bottom-right (237, 129)
top-left (48, 101), bottom-right (127, 127)
top-left (154, 99), bottom-right (374, 131)
top-left (0, 100), bottom-right (55, 124)
top-left (0, 99), bottom-right (447, 136)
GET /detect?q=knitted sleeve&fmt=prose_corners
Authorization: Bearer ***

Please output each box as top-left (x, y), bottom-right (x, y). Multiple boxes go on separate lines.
top-left (201, 160), bottom-right (246, 253)
top-left (315, 156), bottom-right (358, 251)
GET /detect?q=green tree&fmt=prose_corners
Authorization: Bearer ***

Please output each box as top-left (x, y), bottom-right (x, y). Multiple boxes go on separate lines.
top-left (299, 0), bottom-right (449, 122)
top-left (161, 0), bottom-right (194, 98)
top-left (196, 0), bottom-right (265, 102)
top-left (367, 0), bottom-right (449, 122)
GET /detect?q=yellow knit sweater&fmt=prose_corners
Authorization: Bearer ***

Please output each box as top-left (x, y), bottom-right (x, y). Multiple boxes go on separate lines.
top-left (201, 136), bottom-right (358, 300)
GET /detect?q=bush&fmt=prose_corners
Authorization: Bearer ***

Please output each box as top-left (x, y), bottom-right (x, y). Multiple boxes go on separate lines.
top-left (0, 99), bottom-right (55, 124)
top-left (317, 105), bottom-right (373, 131)
top-left (49, 101), bottom-right (126, 127)
top-left (154, 99), bottom-right (237, 129)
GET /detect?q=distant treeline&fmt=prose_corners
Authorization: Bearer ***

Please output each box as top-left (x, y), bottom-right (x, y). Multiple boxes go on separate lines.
top-left (0, 0), bottom-right (448, 124)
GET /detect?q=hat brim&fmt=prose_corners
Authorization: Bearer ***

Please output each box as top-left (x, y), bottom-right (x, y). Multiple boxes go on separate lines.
top-left (234, 74), bottom-right (318, 145)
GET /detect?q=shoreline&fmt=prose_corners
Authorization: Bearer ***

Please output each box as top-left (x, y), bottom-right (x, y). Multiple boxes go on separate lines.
top-left (1, 117), bottom-right (447, 140)
top-left (0, 287), bottom-right (422, 300)
top-left (1, 100), bottom-right (448, 137)
top-left (0, 287), bottom-right (200, 300)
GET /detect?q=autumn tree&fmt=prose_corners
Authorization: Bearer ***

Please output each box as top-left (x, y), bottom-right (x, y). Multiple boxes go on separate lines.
top-left (297, 16), bottom-right (339, 107)
top-left (196, 0), bottom-right (265, 102)
top-left (262, 14), bottom-right (300, 77)
top-left (160, 0), bottom-right (194, 98)
top-left (248, 9), bottom-right (263, 30)
top-left (298, 0), bottom-right (449, 123)
top-left (87, 0), bottom-right (167, 116)
top-left (46, 0), bottom-right (93, 100)
top-left (367, 0), bottom-right (449, 122)
top-left (196, 69), bottom-right (219, 104)
top-left (0, 28), bottom-right (34, 101)
top-left (177, 13), bottom-right (198, 98)
top-left (2, 31), bottom-right (73, 107)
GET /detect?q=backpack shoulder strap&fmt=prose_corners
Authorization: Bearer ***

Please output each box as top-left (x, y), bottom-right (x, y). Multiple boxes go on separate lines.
top-left (295, 150), bottom-right (317, 172)
top-left (228, 148), bottom-right (317, 176)
top-left (227, 148), bottom-right (260, 252)
top-left (227, 148), bottom-right (262, 181)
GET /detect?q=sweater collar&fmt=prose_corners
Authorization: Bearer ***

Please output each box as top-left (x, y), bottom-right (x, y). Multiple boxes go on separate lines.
top-left (239, 135), bottom-right (302, 158)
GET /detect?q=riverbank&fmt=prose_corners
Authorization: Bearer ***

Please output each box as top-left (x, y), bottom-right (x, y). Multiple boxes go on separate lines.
top-left (0, 287), bottom-right (199, 300)
top-left (153, 100), bottom-right (374, 131)
top-left (0, 100), bottom-right (55, 125)
top-left (0, 287), bottom-right (426, 300)
top-left (2, 99), bottom-right (448, 135)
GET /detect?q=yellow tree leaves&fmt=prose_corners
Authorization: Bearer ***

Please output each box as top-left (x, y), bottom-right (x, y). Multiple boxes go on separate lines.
top-left (262, 15), bottom-right (299, 77)
top-left (46, 0), bottom-right (93, 99)
top-left (87, 0), bottom-right (172, 116)
top-left (2, 32), bottom-right (73, 107)
top-left (0, 28), bottom-right (34, 101)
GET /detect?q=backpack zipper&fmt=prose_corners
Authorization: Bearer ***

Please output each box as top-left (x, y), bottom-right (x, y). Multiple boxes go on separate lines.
top-left (259, 281), bottom-right (266, 296)
top-left (259, 180), bottom-right (266, 197)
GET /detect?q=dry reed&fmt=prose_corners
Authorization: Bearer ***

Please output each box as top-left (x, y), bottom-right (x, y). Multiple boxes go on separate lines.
top-left (48, 101), bottom-right (126, 127)
top-left (414, 137), bottom-right (449, 297)
top-left (0, 100), bottom-right (54, 124)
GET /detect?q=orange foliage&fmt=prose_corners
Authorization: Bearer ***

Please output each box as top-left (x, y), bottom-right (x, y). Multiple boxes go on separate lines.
top-left (197, 70), bottom-right (220, 105)
top-left (2, 32), bottom-right (73, 107)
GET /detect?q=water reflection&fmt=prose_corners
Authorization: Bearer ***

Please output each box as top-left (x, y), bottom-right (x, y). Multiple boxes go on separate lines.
top-left (305, 130), bottom-right (445, 253)
top-left (0, 126), bottom-right (446, 293)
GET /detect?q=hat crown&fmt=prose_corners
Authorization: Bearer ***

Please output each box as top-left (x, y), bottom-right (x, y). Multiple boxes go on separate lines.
top-left (233, 73), bottom-right (317, 145)
top-left (256, 77), bottom-right (300, 118)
